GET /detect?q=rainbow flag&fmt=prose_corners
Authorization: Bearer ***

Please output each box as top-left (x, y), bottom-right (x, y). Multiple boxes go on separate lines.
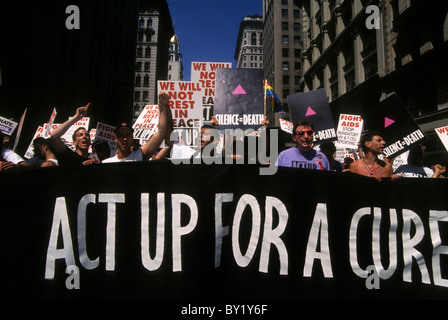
top-left (264, 80), bottom-right (282, 112)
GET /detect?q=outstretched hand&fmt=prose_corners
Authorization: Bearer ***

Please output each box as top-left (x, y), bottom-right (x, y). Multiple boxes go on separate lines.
top-left (158, 93), bottom-right (170, 106)
top-left (75, 103), bottom-right (91, 119)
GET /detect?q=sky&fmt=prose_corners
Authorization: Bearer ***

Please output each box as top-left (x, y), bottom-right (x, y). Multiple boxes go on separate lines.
top-left (166, 0), bottom-right (262, 81)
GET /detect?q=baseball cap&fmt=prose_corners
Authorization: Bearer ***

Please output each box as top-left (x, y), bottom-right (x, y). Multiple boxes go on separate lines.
top-left (115, 122), bottom-right (134, 134)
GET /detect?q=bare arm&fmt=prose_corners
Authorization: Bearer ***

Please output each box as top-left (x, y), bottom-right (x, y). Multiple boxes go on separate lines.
top-left (141, 93), bottom-right (172, 160)
top-left (50, 103), bottom-right (90, 154)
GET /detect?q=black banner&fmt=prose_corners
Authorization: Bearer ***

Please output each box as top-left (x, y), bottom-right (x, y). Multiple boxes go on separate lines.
top-left (1, 162), bottom-right (448, 300)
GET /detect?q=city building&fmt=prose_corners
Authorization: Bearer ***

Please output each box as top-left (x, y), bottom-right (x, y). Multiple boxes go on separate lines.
top-left (0, 0), bottom-right (140, 155)
top-left (296, 0), bottom-right (448, 163)
top-left (168, 34), bottom-right (184, 81)
top-left (133, 1), bottom-right (174, 122)
top-left (263, 0), bottom-right (303, 126)
top-left (234, 15), bottom-right (264, 70)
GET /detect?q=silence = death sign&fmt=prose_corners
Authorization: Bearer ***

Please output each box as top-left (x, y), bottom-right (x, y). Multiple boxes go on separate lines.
top-left (213, 68), bottom-right (264, 130)
top-left (287, 89), bottom-right (337, 145)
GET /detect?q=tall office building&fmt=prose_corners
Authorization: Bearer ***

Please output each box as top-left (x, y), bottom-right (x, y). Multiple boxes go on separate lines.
top-left (0, 1), bottom-right (139, 154)
top-left (133, 1), bottom-right (174, 122)
top-left (168, 34), bottom-right (183, 81)
top-left (263, 0), bottom-right (303, 125)
top-left (234, 15), bottom-right (264, 70)
top-left (297, 0), bottom-right (448, 163)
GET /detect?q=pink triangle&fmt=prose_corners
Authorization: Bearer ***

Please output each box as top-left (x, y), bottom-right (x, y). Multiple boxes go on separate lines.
top-left (305, 106), bottom-right (316, 116)
top-left (385, 117), bottom-right (395, 128)
top-left (233, 84), bottom-right (246, 95)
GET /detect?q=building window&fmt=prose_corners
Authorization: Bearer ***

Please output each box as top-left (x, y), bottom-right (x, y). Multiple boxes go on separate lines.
top-left (282, 62), bottom-right (289, 71)
top-left (143, 75), bottom-right (149, 87)
top-left (283, 48), bottom-right (289, 58)
top-left (283, 75), bottom-right (289, 85)
top-left (294, 36), bottom-right (301, 45)
top-left (137, 47), bottom-right (143, 57)
top-left (294, 10), bottom-right (300, 19)
top-left (143, 91), bottom-right (149, 102)
top-left (282, 22), bottom-right (289, 31)
top-left (135, 91), bottom-right (141, 101)
top-left (145, 47), bottom-right (151, 58)
top-left (135, 75), bottom-right (141, 87)
top-left (294, 23), bottom-right (300, 32)
top-left (282, 9), bottom-right (288, 18)
top-left (251, 32), bottom-right (257, 45)
top-left (282, 35), bottom-right (289, 45)
top-left (144, 62), bottom-right (150, 72)
top-left (282, 0), bottom-right (288, 5)
top-left (139, 19), bottom-right (145, 29)
top-left (147, 18), bottom-right (152, 28)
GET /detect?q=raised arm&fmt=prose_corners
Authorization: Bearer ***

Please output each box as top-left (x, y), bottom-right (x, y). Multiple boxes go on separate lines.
top-left (50, 103), bottom-right (90, 154)
top-left (141, 93), bottom-right (173, 160)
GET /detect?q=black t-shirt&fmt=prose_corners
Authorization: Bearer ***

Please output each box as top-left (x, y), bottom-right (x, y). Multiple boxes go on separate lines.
top-left (57, 146), bottom-right (88, 166)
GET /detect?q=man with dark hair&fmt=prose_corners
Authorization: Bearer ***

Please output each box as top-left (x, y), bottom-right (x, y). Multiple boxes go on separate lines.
top-left (349, 131), bottom-right (394, 179)
top-left (51, 103), bottom-right (91, 166)
top-left (102, 93), bottom-right (172, 163)
top-left (394, 144), bottom-right (446, 178)
top-left (276, 121), bottom-right (330, 170)
top-left (39, 138), bottom-right (59, 167)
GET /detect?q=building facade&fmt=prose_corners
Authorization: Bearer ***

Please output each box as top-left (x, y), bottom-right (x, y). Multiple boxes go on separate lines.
top-left (0, 0), bottom-right (140, 155)
top-left (263, 0), bottom-right (303, 126)
top-left (133, 1), bottom-right (174, 122)
top-left (297, 0), bottom-right (448, 164)
top-left (168, 34), bottom-right (183, 81)
top-left (234, 15), bottom-right (264, 70)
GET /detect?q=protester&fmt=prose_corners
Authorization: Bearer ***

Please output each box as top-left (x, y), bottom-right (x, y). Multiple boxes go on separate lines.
top-left (50, 103), bottom-right (92, 166)
top-left (0, 131), bottom-right (26, 167)
top-left (342, 157), bottom-right (354, 172)
top-left (275, 121), bottom-right (330, 170)
top-left (102, 93), bottom-right (172, 163)
top-left (348, 131), bottom-right (396, 180)
top-left (394, 144), bottom-right (446, 178)
top-left (0, 132), bottom-right (17, 171)
top-left (319, 142), bottom-right (342, 172)
top-left (39, 138), bottom-right (59, 167)
top-left (23, 137), bottom-right (46, 167)
top-left (91, 140), bottom-right (111, 162)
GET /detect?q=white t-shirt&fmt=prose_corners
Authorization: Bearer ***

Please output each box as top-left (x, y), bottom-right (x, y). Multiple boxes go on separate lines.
top-left (102, 149), bottom-right (143, 163)
top-left (1, 148), bottom-right (25, 164)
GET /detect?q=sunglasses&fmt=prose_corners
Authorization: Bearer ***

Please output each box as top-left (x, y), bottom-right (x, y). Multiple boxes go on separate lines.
top-left (295, 130), bottom-right (314, 136)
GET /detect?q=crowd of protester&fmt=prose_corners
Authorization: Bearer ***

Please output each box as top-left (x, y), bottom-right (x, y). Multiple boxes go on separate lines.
top-left (1, 93), bottom-right (446, 180)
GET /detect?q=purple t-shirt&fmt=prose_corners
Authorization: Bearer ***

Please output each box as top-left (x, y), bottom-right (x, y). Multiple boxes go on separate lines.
top-left (276, 147), bottom-right (330, 170)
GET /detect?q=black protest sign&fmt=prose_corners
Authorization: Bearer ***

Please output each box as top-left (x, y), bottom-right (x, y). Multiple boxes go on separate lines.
top-left (364, 94), bottom-right (426, 158)
top-left (213, 68), bottom-right (264, 130)
top-left (287, 89), bottom-right (337, 145)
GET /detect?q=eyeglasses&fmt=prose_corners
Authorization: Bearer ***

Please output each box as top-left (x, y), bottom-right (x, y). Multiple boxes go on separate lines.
top-left (295, 130), bottom-right (314, 136)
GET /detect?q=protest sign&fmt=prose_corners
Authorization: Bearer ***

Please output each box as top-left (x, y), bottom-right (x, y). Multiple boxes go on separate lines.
top-left (363, 94), bottom-right (426, 158)
top-left (1, 163), bottom-right (447, 300)
top-left (336, 114), bottom-right (363, 148)
top-left (94, 122), bottom-right (117, 156)
top-left (279, 118), bottom-right (293, 134)
top-left (191, 62), bottom-right (232, 122)
top-left (43, 108), bottom-right (57, 137)
top-left (288, 89), bottom-right (337, 145)
top-left (158, 81), bottom-right (203, 147)
top-left (132, 105), bottom-right (159, 142)
top-left (0, 115), bottom-right (18, 136)
top-left (24, 126), bottom-right (45, 158)
top-left (13, 108), bottom-right (27, 151)
top-left (435, 125), bottom-right (448, 152)
top-left (214, 68), bottom-right (264, 130)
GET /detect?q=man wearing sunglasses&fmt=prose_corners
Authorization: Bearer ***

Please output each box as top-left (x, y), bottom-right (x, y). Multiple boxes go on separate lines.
top-left (276, 121), bottom-right (330, 170)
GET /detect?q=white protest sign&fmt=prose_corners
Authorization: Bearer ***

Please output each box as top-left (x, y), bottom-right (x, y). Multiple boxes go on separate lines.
top-left (24, 126), bottom-right (45, 159)
top-left (44, 108), bottom-right (57, 137)
top-left (0, 116), bottom-right (18, 136)
top-left (133, 105), bottom-right (159, 142)
top-left (336, 114), bottom-right (363, 148)
top-left (95, 122), bottom-right (117, 156)
top-left (279, 119), bottom-right (293, 134)
top-left (191, 62), bottom-right (232, 121)
top-left (435, 125), bottom-right (448, 152)
top-left (158, 80), bottom-right (203, 147)
top-left (42, 123), bottom-right (61, 138)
